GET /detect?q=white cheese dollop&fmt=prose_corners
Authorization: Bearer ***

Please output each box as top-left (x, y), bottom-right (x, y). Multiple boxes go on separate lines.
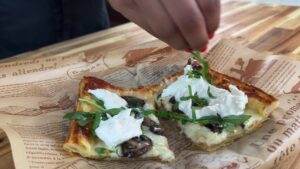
top-left (88, 89), bottom-right (127, 109)
top-left (95, 108), bottom-right (143, 149)
top-left (161, 65), bottom-right (248, 119)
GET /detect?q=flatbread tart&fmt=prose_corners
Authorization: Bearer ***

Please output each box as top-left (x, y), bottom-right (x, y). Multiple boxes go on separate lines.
top-left (63, 77), bottom-right (175, 162)
top-left (63, 51), bottom-right (278, 161)
top-left (155, 52), bottom-right (278, 151)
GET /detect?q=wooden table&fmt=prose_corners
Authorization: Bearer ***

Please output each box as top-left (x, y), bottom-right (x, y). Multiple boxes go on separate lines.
top-left (0, 0), bottom-right (299, 168)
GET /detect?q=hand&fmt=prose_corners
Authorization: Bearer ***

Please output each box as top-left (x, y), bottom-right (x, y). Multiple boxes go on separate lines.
top-left (108, 0), bottom-right (220, 51)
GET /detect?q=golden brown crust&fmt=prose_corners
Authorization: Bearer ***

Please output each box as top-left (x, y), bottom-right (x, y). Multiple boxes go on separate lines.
top-left (64, 76), bottom-right (173, 161)
top-left (81, 76), bottom-right (162, 105)
top-left (209, 69), bottom-right (277, 105)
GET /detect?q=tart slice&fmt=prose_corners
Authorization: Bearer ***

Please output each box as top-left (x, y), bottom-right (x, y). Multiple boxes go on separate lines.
top-left (63, 77), bottom-right (174, 162)
top-left (156, 52), bottom-right (278, 151)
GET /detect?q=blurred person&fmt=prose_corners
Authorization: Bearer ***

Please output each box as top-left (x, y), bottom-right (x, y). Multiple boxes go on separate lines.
top-left (0, 0), bottom-right (220, 58)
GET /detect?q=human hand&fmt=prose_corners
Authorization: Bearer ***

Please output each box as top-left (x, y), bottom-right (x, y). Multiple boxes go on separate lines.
top-left (108, 0), bottom-right (220, 51)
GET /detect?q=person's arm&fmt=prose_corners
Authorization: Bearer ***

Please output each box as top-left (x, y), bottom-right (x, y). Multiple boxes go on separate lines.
top-left (108, 0), bottom-right (220, 51)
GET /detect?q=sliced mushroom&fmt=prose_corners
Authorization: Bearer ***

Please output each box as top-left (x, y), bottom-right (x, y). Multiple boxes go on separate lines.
top-left (131, 108), bottom-right (143, 119)
top-left (142, 117), bottom-right (164, 135)
top-left (169, 96), bottom-right (176, 104)
top-left (204, 123), bottom-right (223, 134)
top-left (121, 135), bottom-right (153, 158)
top-left (121, 96), bottom-right (145, 108)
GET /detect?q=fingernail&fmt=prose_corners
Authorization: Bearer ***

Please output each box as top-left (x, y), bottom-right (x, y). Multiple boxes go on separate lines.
top-left (200, 45), bottom-right (207, 52)
top-left (185, 48), bottom-right (192, 53)
top-left (208, 33), bottom-right (215, 39)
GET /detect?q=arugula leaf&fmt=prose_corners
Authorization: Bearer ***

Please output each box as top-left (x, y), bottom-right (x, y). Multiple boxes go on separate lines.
top-left (63, 112), bottom-right (91, 127)
top-left (79, 98), bottom-right (104, 111)
top-left (190, 51), bottom-right (212, 83)
top-left (223, 122), bottom-right (235, 132)
top-left (191, 107), bottom-right (196, 120)
top-left (90, 95), bottom-right (105, 108)
top-left (192, 96), bottom-right (209, 107)
top-left (95, 147), bottom-right (113, 158)
top-left (195, 115), bottom-right (222, 125)
top-left (223, 115), bottom-right (251, 125)
top-left (154, 110), bottom-right (251, 132)
top-left (188, 85), bottom-right (193, 96)
top-left (155, 110), bottom-right (190, 123)
top-left (104, 108), bottom-right (125, 116)
top-left (207, 87), bottom-right (216, 99)
top-left (92, 112), bottom-right (101, 136)
top-left (141, 109), bottom-right (156, 116)
top-left (180, 92), bottom-right (208, 108)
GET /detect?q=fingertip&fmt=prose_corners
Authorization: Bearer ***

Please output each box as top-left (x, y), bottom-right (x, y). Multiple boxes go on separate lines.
top-left (200, 44), bottom-right (207, 52)
top-left (208, 32), bottom-right (215, 39)
top-left (185, 48), bottom-right (192, 53)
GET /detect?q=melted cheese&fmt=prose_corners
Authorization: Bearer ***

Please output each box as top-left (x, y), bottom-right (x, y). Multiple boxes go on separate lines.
top-left (161, 65), bottom-right (248, 119)
top-left (95, 109), bottom-right (143, 149)
top-left (181, 111), bottom-right (264, 146)
top-left (142, 130), bottom-right (175, 161)
top-left (88, 89), bottom-right (127, 109)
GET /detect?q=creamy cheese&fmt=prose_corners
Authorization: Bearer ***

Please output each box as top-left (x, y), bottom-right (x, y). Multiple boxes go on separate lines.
top-left (88, 89), bottom-right (127, 109)
top-left (95, 109), bottom-right (143, 149)
top-left (161, 65), bottom-right (248, 119)
top-left (181, 111), bottom-right (265, 146)
top-left (142, 130), bottom-right (175, 161)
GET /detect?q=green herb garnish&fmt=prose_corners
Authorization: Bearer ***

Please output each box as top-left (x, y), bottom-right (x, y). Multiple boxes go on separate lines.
top-left (63, 112), bottom-right (93, 126)
top-left (154, 110), bottom-right (251, 132)
top-left (180, 85), bottom-right (209, 108)
top-left (92, 112), bottom-right (101, 136)
top-left (91, 95), bottom-right (105, 108)
top-left (64, 106), bottom-right (124, 136)
top-left (95, 147), bottom-right (113, 158)
top-left (207, 87), bottom-right (216, 99)
top-left (79, 98), bottom-right (104, 111)
top-left (188, 51), bottom-right (212, 83)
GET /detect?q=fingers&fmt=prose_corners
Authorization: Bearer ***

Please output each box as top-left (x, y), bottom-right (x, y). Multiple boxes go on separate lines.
top-left (134, 0), bottom-right (189, 49)
top-left (108, 0), bottom-right (220, 51)
top-left (108, 0), bottom-right (154, 34)
top-left (196, 0), bottom-right (220, 36)
top-left (160, 0), bottom-right (209, 50)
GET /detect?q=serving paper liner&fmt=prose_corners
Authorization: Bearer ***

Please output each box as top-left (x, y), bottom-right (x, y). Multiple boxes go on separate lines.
top-left (0, 39), bottom-right (299, 169)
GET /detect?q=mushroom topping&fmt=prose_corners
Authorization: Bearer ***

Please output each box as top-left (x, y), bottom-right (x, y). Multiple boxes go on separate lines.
top-left (121, 96), bottom-right (145, 108)
top-left (121, 135), bottom-right (153, 158)
top-left (204, 123), bottom-right (223, 134)
top-left (142, 117), bottom-right (164, 135)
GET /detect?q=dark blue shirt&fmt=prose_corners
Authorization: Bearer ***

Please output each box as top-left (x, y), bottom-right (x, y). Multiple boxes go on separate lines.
top-left (0, 0), bottom-right (109, 58)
